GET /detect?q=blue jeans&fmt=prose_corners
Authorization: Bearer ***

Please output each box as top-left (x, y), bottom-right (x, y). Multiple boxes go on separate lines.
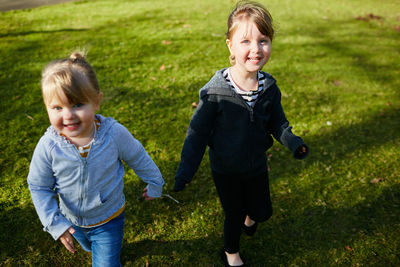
top-left (72, 212), bottom-right (124, 267)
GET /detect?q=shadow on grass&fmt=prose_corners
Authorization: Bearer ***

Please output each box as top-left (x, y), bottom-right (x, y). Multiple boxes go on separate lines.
top-left (121, 235), bottom-right (221, 265)
top-left (115, 182), bottom-right (400, 266)
top-left (249, 184), bottom-right (400, 265)
top-left (268, 105), bottom-right (400, 183)
top-left (0, 28), bottom-right (87, 38)
top-left (0, 204), bottom-right (91, 265)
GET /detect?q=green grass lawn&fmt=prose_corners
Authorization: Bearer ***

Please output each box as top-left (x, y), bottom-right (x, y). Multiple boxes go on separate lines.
top-left (1, 0), bottom-right (400, 265)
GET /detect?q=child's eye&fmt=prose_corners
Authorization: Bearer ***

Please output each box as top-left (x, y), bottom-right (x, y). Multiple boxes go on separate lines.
top-left (54, 106), bottom-right (62, 111)
top-left (260, 39), bottom-right (269, 44)
top-left (241, 40), bottom-right (250, 44)
top-left (73, 103), bottom-right (84, 108)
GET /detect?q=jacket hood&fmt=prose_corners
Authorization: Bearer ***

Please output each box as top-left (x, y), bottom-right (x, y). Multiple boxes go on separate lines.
top-left (200, 68), bottom-right (277, 98)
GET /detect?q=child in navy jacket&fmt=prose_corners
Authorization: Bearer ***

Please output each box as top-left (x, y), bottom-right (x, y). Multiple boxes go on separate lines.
top-left (174, 2), bottom-right (308, 266)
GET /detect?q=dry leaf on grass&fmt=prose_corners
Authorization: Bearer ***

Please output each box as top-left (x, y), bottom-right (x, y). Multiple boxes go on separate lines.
top-left (162, 40), bottom-right (172, 45)
top-left (345, 246), bottom-right (354, 252)
top-left (370, 177), bottom-right (384, 184)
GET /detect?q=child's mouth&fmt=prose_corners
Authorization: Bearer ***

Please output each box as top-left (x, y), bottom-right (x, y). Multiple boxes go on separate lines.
top-left (248, 57), bottom-right (261, 62)
top-left (64, 122), bottom-right (80, 131)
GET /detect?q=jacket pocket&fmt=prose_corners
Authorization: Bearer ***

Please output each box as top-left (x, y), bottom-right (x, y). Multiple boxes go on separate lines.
top-left (85, 192), bottom-right (104, 211)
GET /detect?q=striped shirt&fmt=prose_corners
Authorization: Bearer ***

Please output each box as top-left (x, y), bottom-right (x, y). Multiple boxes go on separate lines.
top-left (77, 118), bottom-right (101, 158)
top-left (223, 68), bottom-right (266, 107)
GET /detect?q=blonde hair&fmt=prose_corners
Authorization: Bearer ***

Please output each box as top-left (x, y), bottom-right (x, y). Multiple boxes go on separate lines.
top-left (41, 52), bottom-right (100, 105)
top-left (226, 1), bottom-right (274, 65)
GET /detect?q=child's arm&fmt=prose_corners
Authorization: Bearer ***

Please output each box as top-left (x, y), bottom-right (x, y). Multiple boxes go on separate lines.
top-left (27, 138), bottom-right (73, 241)
top-left (174, 94), bottom-right (217, 191)
top-left (113, 123), bottom-right (164, 198)
top-left (268, 88), bottom-right (309, 159)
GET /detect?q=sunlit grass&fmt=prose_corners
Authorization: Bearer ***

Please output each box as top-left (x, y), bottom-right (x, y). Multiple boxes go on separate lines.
top-left (1, 0), bottom-right (399, 265)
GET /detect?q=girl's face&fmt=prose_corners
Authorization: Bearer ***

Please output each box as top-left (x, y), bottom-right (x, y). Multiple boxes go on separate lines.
top-left (226, 20), bottom-right (271, 77)
top-left (45, 89), bottom-right (102, 146)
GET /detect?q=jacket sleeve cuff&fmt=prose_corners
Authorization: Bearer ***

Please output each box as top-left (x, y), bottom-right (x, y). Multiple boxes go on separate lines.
top-left (280, 126), bottom-right (308, 159)
top-left (45, 213), bottom-right (73, 240)
top-left (293, 144), bottom-right (309, 160)
top-left (146, 184), bottom-right (163, 198)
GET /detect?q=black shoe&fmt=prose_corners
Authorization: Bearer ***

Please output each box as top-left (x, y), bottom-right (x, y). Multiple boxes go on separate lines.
top-left (220, 249), bottom-right (245, 267)
top-left (242, 222), bottom-right (258, 236)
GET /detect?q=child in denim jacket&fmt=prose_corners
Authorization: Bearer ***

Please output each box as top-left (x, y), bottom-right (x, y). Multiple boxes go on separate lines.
top-left (28, 52), bottom-right (164, 266)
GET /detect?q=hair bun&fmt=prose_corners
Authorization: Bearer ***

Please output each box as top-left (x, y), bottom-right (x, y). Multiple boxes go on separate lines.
top-left (70, 52), bottom-right (86, 62)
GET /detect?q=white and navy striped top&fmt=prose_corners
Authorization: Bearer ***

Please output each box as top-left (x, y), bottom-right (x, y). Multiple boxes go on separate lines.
top-left (223, 68), bottom-right (266, 107)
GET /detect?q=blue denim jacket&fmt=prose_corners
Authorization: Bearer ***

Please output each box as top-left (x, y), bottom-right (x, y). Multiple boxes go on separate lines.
top-left (28, 114), bottom-right (164, 240)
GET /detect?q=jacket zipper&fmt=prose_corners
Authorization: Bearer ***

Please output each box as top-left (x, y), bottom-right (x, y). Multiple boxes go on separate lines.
top-left (75, 146), bottom-right (89, 223)
top-left (231, 87), bottom-right (268, 122)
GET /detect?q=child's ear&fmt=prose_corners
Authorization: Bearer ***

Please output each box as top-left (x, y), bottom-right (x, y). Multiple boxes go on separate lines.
top-left (226, 39), bottom-right (233, 54)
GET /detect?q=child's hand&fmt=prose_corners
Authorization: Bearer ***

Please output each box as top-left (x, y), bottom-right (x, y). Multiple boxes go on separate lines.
top-left (142, 187), bottom-right (155, 201)
top-left (59, 227), bottom-right (76, 253)
top-left (297, 145), bottom-right (307, 155)
top-left (294, 145), bottom-right (308, 159)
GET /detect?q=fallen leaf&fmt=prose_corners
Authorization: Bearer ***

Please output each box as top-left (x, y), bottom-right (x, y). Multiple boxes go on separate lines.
top-left (367, 13), bottom-right (382, 20)
top-left (191, 102), bottom-right (198, 108)
top-left (160, 64), bottom-right (165, 71)
top-left (345, 246), bottom-right (354, 252)
top-left (162, 40), bottom-right (172, 45)
top-left (25, 113), bottom-right (34, 120)
top-left (394, 26), bottom-right (400, 32)
top-left (370, 178), bottom-right (384, 184)
top-left (356, 16), bottom-right (368, 21)
top-left (183, 24), bottom-right (191, 28)
top-left (356, 13), bottom-right (383, 22)
top-left (333, 80), bottom-right (342, 86)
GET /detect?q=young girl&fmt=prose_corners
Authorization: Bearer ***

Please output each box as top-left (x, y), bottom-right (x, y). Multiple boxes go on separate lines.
top-left (28, 52), bottom-right (164, 266)
top-left (174, 1), bottom-right (308, 266)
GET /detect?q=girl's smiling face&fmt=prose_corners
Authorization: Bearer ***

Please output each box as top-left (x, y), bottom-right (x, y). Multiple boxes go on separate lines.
top-left (45, 89), bottom-right (102, 146)
top-left (226, 19), bottom-right (271, 77)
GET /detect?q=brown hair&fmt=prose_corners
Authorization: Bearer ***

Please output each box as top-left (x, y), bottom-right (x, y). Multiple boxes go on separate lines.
top-left (41, 52), bottom-right (100, 105)
top-left (226, 1), bottom-right (274, 41)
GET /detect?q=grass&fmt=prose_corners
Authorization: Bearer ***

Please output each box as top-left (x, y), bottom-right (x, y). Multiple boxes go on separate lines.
top-left (1, 0), bottom-right (400, 265)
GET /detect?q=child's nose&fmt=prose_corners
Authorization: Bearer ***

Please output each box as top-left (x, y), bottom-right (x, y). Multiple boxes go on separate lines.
top-left (63, 108), bottom-right (74, 119)
top-left (251, 42), bottom-right (261, 52)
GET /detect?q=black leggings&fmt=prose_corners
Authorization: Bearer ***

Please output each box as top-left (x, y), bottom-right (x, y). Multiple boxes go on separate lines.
top-left (212, 171), bottom-right (272, 253)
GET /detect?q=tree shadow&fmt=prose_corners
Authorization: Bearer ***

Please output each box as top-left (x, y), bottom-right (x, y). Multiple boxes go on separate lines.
top-left (121, 235), bottom-right (222, 265)
top-left (0, 28), bottom-right (87, 38)
top-left (268, 105), bottom-right (400, 180)
top-left (246, 184), bottom-right (400, 266)
top-left (0, 204), bottom-right (91, 265)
